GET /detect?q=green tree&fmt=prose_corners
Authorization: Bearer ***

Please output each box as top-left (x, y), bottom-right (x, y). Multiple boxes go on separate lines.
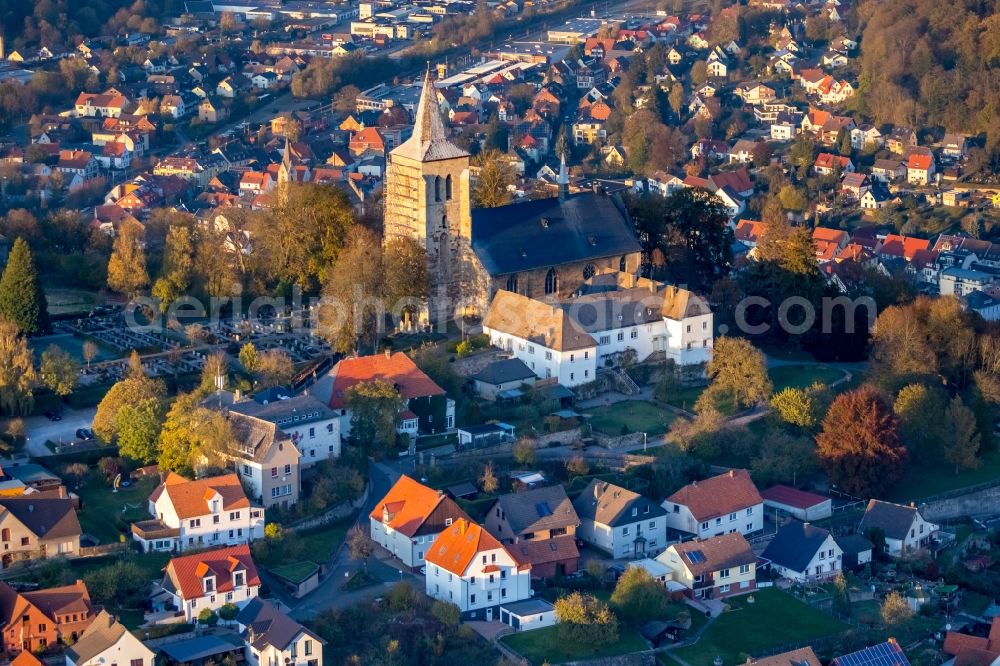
top-left (609, 567), bottom-right (671, 624)
top-left (668, 83), bottom-right (684, 118)
top-left (472, 149), bottom-right (514, 208)
top-left (318, 226), bottom-right (384, 354)
top-left (116, 396), bottom-right (164, 464)
top-left (816, 386), bottom-right (906, 496)
top-left (566, 455), bottom-right (589, 477)
top-left (832, 573), bottom-right (852, 618)
top-left (770, 387), bottom-right (816, 428)
top-left (554, 592), bottom-right (619, 647)
top-left (218, 603), bottom-right (239, 624)
top-left (697, 337), bottom-right (772, 412)
top-left (0, 317), bottom-right (37, 415)
top-left (512, 438), bottom-right (536, 465)
top-left (0, 238), bottom-right (48, 334)
top-left (238, 342), bottom-right (258, 374)
top-left (382, 236), bottom-right (430, 327)
top-left (344, 380), bottom-right (402, 452)
top-left (40, 345), bottom-right (78, 396)
top-left (157, 392), bottom-right (234, 474)
top-left (778, 184), bottom-right (809, 212)
top-left (479, 461), bottom-right (499, 494)
top-left (880, 591), bottom-right (913, 628)
top-left (255, 349), bottom-right (294, 388)
top-left (893, 383), bottom-right (947, 462)
top-left (152, 225), bottom-right (194, 312)
top-left (107, 220), bottom-right (149, 298)
top-left (944, 395), bottom-right (981, 472)
top-left (751, 428), bottom-right (819, 487)
top-left (198, 609), bottom-right (219, 626)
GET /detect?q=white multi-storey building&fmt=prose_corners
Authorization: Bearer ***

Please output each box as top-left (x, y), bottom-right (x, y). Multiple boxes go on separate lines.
top-left (662, 469), bottom-right (764, 539)
top-left (483, 273), bottom-right (713, 387)
top-left (132, 473), bottom-right (265, 552)
top-left (424, 519), bottom-right (532, 621)
top-left (158, 544), bottom-right (260, 622)
top-left (237, 599), bottom-right (324, 666)
top-left (229, 393), bottom-right (341, 467)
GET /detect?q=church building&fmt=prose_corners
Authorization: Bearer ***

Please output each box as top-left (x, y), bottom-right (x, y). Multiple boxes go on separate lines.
top-left (383, 69), bottom-right (643, 323)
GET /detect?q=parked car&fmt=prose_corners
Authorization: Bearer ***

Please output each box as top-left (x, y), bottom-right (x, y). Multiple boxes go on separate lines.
top-left (44, 410), bottom-right (62, 421)
top-left (76, 428), bottom-right (93, 440)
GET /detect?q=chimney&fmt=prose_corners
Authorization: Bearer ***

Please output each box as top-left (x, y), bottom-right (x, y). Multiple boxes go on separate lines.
top-left (910, 501), bottom-right (916, 508)
top-left (729, 470), bottom-right (735, 477)
top-left (384, 348), bottom-right (392, 359)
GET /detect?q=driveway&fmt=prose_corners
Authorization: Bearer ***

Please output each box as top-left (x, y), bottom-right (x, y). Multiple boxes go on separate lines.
top-left (23, 406), bottom-right (98, 457)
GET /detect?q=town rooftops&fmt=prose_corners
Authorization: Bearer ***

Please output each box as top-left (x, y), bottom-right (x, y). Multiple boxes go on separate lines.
top-left (237, 598), bottom-right (323, 651)
top-left (229, 393), bottom-right (335, 425)
top-left (65, 610), bottom-right (129, 665)
top-left (831, 639), bottom-right (911, 666)
top-left (370, 475), bottom-right (469, 538)
top-left (492, 484), bottom-right (579, 535)
top-left (149, 472), bottom-right (252, 519)
top-left (0, 496), bottom-right (81, 540)
top-left (858, 499), bottom-right (925, 541)
top-left (469, 358), bottom-right (535, 386)
top-left (665, 469), bottom-right (762, 522)
top-left (751, 647), bottom-right (822, 666)
top-left (163, 544), bottom-right (260, 600)
top-left (943, 617), bottom-right (1000, 666)
top-left (761, 485), bottom-right (829, 510)
top-left (834, 533), bottom-right (874, 556)
top-left (907, 152), bottom-right (934, 170)
top-left (670, 532), bottom-right (755, 576)
top-left (0, 579), bottom-right (93, 627)
top-left (484, 290), bottom-right (597, 352)
top-left (879, 234), bottom-right (930, 261)
top-left (572, 479), bottom-right (663, 527)
top-left (510, 534), bottom-right (579, 570)
top-left (326, 351), bottom-right (445, 410)
top-left (734, 219), bottom-right (764, 244)
top-left (426, 518), bottom-right (515, 577)
top-left (761, 520), bottom-right (832, 573)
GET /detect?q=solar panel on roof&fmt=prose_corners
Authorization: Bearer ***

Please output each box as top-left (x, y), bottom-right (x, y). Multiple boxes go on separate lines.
top-left (687, 550), bottom-right (706, 564)
top-left (535, 502), bottom-right (552, 517)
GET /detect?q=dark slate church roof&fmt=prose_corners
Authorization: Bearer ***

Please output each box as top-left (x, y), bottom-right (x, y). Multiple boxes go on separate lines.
top-left (471, 193), bottom-right (641, 275)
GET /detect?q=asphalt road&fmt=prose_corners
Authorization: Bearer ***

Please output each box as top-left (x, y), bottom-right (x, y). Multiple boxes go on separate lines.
top-left (23, 406), bottom-right (98, 457)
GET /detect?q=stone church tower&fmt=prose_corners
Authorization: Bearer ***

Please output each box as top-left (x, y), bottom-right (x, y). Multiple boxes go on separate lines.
top-left (383, 68), bottom-right (482, 325)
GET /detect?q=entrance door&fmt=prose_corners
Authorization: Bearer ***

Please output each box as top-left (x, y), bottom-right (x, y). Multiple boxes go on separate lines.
top-left (486, 607), bottom-right (493, 621)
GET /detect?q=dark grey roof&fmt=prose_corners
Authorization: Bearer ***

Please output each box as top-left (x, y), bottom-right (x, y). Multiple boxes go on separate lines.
top-left (761, 521), bottom-right (832, 573)
top-left (858, 500), bottom-right (918, 541)
top-left (0, 497), bottom-right (81, 540)
top-left (492, 485), bottom-right (579, 535)
top-left (237, 598), bottom-right (324, 651)
top-left (573, 479), bottom-right (665, 528)
top-left (229, 393), bottom-right (335, 425)
top-left (157, 634), bottom-right (244, 662)
top-left (471, 193), bottom-right (640, 276)
top-left (469, 358), bottom-right (535, 386)
top-left (834, 533), bottom-right (874, 555)
top-left (499, 598), bottom-right (555, 616)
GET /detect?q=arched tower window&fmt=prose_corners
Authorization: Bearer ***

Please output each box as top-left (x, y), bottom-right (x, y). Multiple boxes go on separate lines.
top-left (583, 264), bottom-right (596, 280)
top-left (544, 268), bottom-right (559, 295)
top-left (434, 176), bottom-right (441, 202)
top-left (506, 274), bottom-right (518, 293)
top-left (620, 255), bottom-right (628, 272)
top-left (445, 174), bottom-right (453, 200)
top-left (441, 215), bottom-right (448, 230)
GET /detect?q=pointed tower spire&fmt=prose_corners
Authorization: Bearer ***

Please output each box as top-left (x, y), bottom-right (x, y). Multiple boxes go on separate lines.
top-left (391, 63), bottom-right (469, 162)
top-left (558, 152), bottom-right (569, 201)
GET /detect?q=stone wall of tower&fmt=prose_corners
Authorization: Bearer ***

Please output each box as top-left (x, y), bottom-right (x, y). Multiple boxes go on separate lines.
top-left (384, 152), bottom-right (480, 323)
top-left (490, 252), bottom-right (643, 302)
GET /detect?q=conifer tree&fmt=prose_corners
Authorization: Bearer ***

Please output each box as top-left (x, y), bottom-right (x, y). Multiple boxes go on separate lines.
top-left (0, 238), bottom-right (48, 335)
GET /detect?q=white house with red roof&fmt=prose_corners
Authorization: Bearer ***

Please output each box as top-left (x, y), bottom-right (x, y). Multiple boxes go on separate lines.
top-left (906, 151), bottom-right (935, 185)
top-left (369, 475), bottom-right (471, 569)
top-left (315, 351), bottom-right (454, 440)
top-left (662, 469), bottom-right (763, 539)
top-left (132, 473), bottom-right (264, 553)
top-left (158, 545), bottom-right (260, 622)
top-left (424, 518), bottom-right (532, 620)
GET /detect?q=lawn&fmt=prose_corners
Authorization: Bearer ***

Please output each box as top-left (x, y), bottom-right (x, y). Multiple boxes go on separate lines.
top-left (502, 625), bottom-right (648, 664)
top-left (296, 523), bottom-right (350, 562)
top-left (888, 449), bottom-right (1000, 503)
top-left (670, 589), bottom-right (849, 666)
top-left (76, 477), bottom-right (159, 545)
top-left (586, 400), bottom-right (676, 436)
top-left (270, 561), bottom-right (319, 583)
top-left (662, 365), bottom-right (845, 414)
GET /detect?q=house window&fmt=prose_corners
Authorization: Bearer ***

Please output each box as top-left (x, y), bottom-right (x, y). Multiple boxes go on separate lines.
top-left (720, 584), bottom-right (730, 593)
top-left (715, 518), bottom-right (722, 526)
top-left (630, 330), bottom-right (638, 339)
top-left (130, 660), bottom-right (143, 666)
top-left (701, 521), bottom-right (709, 530)
top-left (470, 594), bottom-right (476, 604)
top-left (729, 512), bottom-right (737, 521)
top-left (544, 268), bottom-right (558, 294)
top-left (623, 527), bottom-right (629, 536)
top-left (284, 464), bottom-right (291, 475)
top-left (599, 335), bottom-right (610, 345)
top-left (570, 373), bottom-right (574, 381)
top-left (617, 332), bottom-right (624, 341)
top-left (434, 176), bottom-right (441, 202)
top-left (649, 521), bottom-right (656, 529)
top-left (445, 518), bottom-right (453, 526)
top-left (719, 568), bottom-right (730, 579)
top-left (446, 175), bottom-right (453, 200)
top-left (545, 351), bottom-right (552, 360)
top-left (506, 274), bottom-right (518, 292)
top-left (20, 537), bottom-right (29, 546)
top-left (230, 511), bottom-right (241, 521)
top-left (746, 507), bottom-right (753, 515)
top-left (746, 523), bottom-right (753, 532)
top-left (213, 515), bottom-right (220, 524)
top-left (309, 427), bottom-right (315, 438)
top-left (304, 640), bottom-right (313, 656)
top-left (271, 467), bottom-right (278, 478)
top-left (819, 551), bottom-right (825, 560)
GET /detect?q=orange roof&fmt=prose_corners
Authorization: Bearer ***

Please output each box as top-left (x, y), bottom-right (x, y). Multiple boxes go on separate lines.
top-left (425, 519), bottom-right (508, 577)
top-left (815, 153), bottom-right (851, 170)
top-left (666, 469), bottom-right (762, 522)
top-left (943, 618), bottom-right (1000, 665)
top-left (350, 127), bottom-right (384, 149)
top-left (589, 101), bottom-right (612, 121)
top-left (165, 545), bottom-right (259, 600)
top-left (813, 227), bottom-right (848, 244)
top-left (734, 219), bottom-right (764, 244)
top-left (11, 651), bottom-right (44, 666)
top-left (328, 351), bottom-right (444, 409)
top-left (509, 534), bottom-right (579, 569)
top-left (151, 472), bottom-right (251, 519)
top-left (806, 108), bottom-right (830, 125)
top-left (370, 475), bottom-right (467, 538)
top-left (908, 153), bottom-right (933, 170)
top-left (879, 234), bottom-right (930, 261)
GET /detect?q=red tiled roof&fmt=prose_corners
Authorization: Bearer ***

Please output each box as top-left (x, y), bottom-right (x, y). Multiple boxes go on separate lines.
top-left (152, 472), bottom-right (251, 520)
top-left (509, 534), bottom-right (579, 569)
top-left (425, 519), bottom-right (511, 577)
top-left (761, 485), bottom-right (828, 510)
top-left (943, 618), bottom-right (1000, 665)
top-left (671, 532), bottom-right (755, 576)
top-left (165, 544), bottom-right (259, 600)
top-left (879, 234), bottom-right (930, 260)
top-left (370, 475), bottom-right (463, 538)
top-left (328, 351), bottom-right (444, 409)
top-left (710, 167), bottom-right (752, 194)
top-left (734, 219), bottom-right (764, 244)
top-left (666, 469), bottom-right (762, 522)
top-left (908, 153), bottom-right (933, 170)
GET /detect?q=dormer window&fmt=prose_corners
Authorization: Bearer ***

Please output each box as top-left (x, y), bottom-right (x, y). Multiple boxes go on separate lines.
top-left (234, 571), bottom-right (245, 587)
top-left (204, 576), bottom-right (215, 593)
top-left (212, 500), bottom-right (219, 513)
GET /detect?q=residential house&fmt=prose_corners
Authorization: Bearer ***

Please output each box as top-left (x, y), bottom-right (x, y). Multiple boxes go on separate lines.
top-left (467, 358), bottom-right (536, 401)
top-left (750, 648), bottom-right (821, 666)
top-left (239, 171), bottom-right (274, 196)
top-left (647, 171), bottom-right (684, 197)
top-left (871, 159), bottom-right (905, 182)
top-left (159, 545), bottom-right (260, 622)
top-left (942, 617), bottom-right (1000, 665)
top-left (229, 393), bottom-right (341, 468)
top-left (484, 274), bottom-right (713, 386)
top-left (484, 485), bottom-right (580, 578)
top-left (252, 72), bottom-right (278, 90)
top-left (74, 92), bottom-right (127, 118)
top-left (835, 534), bottom-right (874, 571)
top-left (886, 127), bottom-right (917, 154)
top-left (573, 480), bottom-right (668, 559)
top-left (0, 580), bottom-right (95, 654)
top-left (198, 98), bottom-right (229, 123)
top-left (316, 351), bottom-right (454, 439)
top-left (850, 124), bottom-right (883, 151)
top-left (0, 496), bottom-right (81, 568)
top-left (228, 411), bottom-right (301, 509)
top-left (907, 152), bottom-right (935, 185)
top-left (761, 521), bottom-right (842, 583)
top-left (655, 532), bottom-right (756, 599)
top-left (237, 599), bottom-right (324, 666)
top-left (734, 219), bottom-right (765, 248)
top-left (369, 475), bottom-right (470, 569)
top-left (57, 150), bottom-right (97, 181)
top-left (813, 227), bottom-right (849, 263)
top-left (733, 83), bottom-right (776, 105)
top-left (939, 267), bottom-right (995, 297)
top-left (813, 152), bottom-right (854, 176)
top-left (216, 77), bottom-right (239, 98)
top-left (662, 469), bottom-right (763, 539)
top-left (878, 234), bottom-right (930, 262)
top-left (858, 500), bottom-right (939, 558)
top-left (728, 139), bottom-right (758, 164)
top-left (941, 133), bottom-right (968, 159)
top-left (831, 640), bottom-right (911, 666)
top-left (131, 472), bottom-right (264, 553)
top-left (425, 519), bottom-right (532, 621)
top-left (65, 611), bottom-right (155, 666)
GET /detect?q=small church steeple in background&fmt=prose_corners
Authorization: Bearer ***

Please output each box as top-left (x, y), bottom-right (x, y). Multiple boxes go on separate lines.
top-left (558, 152), bottom-right (569, 201)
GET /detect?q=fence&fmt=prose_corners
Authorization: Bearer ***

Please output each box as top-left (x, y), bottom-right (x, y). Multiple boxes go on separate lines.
top-left (284, 482), bottom-right (370, 532)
